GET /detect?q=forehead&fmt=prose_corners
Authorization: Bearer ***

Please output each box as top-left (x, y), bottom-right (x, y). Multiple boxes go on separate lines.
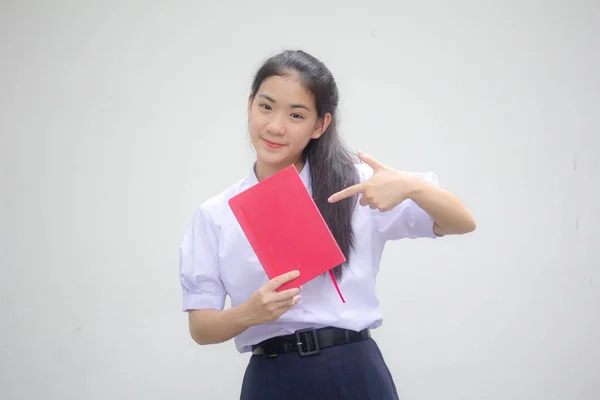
top-left (257, 74), bottom-right (315, 108)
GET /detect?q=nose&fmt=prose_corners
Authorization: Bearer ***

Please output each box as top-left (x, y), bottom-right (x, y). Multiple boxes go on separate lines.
top-left (266, 114), bottom-right (285, 136)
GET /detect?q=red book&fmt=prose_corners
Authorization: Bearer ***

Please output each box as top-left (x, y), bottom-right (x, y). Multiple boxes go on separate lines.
top-left (228, 165), bottom-right (346, 302)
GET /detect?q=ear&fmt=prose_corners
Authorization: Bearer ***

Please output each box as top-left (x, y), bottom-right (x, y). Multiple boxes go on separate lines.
top-left (311, 112), bottom-right (332, 139)
top-left (247, 94), bottom-right (254, 119)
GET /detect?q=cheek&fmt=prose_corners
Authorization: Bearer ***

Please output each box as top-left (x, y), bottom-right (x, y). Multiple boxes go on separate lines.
top-left (248, 113), bottom-right (267, 137)
top-left (289, 126), bottom-right (316, 146)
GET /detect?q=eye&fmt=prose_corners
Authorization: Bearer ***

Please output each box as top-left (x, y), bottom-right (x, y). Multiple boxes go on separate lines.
top-left (291, 113), bottom-right (304, 119)
top-left (259, 103), bottom-right (272, 111)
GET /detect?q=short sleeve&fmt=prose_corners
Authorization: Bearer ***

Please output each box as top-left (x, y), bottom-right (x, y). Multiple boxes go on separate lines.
top-left (357, 164), bottom-right (439, 241)
top-left (179, 207), bottom-right (227, 312)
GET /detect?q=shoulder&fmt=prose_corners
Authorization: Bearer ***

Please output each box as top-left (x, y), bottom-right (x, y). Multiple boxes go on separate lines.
top-left (187, 176), bottom-right (252, 231)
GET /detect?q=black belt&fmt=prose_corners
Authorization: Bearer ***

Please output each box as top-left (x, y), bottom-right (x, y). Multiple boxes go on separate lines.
top-left (251, 327), bottom-right (371, 357)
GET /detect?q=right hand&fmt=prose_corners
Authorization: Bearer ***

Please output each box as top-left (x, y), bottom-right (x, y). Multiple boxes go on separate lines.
top-left (243, 270), bottom-right (302, 326)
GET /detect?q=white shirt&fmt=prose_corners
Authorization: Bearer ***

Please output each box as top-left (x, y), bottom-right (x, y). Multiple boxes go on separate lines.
top-left (179, 160), bottom-right (439, 353)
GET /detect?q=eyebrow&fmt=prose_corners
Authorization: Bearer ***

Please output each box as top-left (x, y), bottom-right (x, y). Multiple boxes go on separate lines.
top-left (258, 93), bottom-right (311, 111)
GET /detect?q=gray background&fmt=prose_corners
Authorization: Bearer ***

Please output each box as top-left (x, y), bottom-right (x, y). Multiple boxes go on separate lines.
top-left (1, 1), bottom-right (598, 399)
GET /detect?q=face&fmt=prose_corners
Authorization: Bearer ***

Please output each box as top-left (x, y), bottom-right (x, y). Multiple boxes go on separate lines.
top-left (248, 73), bottom-right (331, 175)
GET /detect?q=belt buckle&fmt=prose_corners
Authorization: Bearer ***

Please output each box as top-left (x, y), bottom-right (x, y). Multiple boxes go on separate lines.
top-left (295, 328), bottom-right (320, 357)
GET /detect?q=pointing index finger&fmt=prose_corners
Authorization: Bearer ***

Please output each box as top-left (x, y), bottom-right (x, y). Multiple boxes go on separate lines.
top-left (327, 183), bottom-right (364, 203)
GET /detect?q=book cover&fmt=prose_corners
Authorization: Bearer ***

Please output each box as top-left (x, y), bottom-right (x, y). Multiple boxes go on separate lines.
top-left (228, 165), bottom-right (346, 300)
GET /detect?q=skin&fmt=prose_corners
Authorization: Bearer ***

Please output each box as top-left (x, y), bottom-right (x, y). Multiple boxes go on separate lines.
top-left (188, 72), bottom-right (476, 345)
top-left (328, 151), bottom-right (477, 236)
top-left (247, 73), bottom-right (331, 181)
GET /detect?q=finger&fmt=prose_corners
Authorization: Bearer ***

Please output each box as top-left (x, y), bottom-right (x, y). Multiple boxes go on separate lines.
top-left (273, 294), bottom-right (301, 309)
top-left (358, 150), bottom-right (384, 170)
top-left (289, 295), bottom-right (301, 306)
top-left (359, 195), bottom-right (370, 207)
top-left (264, 270), bottom-right (300, 291)
top-left (272, 286), bottom-right (302, 302)
top-left (327, 182), bottom-right (365, 203)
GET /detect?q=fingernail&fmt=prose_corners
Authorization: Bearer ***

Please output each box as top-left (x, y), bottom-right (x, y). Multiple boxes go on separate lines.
top-left (293, 270), bottom-right (300, 277)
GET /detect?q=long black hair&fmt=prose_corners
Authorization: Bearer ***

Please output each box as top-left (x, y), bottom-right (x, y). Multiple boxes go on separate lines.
top-left (249, 50), bottom-right (359, 280)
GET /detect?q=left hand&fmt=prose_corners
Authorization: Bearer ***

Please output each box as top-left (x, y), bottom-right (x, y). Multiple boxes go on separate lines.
top-left (327, 151), bottom-right (420, 212)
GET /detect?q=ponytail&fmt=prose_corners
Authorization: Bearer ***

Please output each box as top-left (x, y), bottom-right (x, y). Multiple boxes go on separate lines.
top-left (304, 113), bottom-right (359, 280)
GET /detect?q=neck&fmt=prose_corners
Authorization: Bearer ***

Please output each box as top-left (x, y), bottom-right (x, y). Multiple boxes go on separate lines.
top-left (255, 157), bottom-right (305, 181)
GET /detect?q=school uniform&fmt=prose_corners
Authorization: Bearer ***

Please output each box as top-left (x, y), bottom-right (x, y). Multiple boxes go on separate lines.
top-left (179, 160), bottom-right (439, 399)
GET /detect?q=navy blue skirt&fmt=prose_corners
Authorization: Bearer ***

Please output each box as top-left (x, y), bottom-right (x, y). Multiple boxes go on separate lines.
top-left (240, 337), bottom-right (399, 400)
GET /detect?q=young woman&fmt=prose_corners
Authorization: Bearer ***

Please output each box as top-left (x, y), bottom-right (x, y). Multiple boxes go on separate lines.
top-left (179, 49), bottom-right (476, 399)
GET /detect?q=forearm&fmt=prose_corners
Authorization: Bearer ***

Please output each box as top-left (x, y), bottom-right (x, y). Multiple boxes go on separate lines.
top-left (188, 304), bottom-right (253, 345)
top-left (408, 178), bottom-right (476, 235)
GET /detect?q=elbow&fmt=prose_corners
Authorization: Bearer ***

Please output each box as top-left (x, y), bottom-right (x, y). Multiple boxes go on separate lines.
top-left (189, 329), bottom-right (208, 345)
top-left (189, 325), bottom-right (222, 346)
top-left (189, 326), bottom-right (203, 345)
top-left (191, 334), bottom-right (213, 346)
top-left (190, 329), bottom-right (220, 346)
top-left (466, 221), bottom-right (476, 234)
top-left (462, 215), bottom-right (476, 234)
top-left (188, 310), bottom-right (219, 346)
top-left (447, 215), bottom-right (476, 235)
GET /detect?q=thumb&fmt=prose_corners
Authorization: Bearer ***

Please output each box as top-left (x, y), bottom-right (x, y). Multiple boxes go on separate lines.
top-left (358, 150), bottom-right (384, 170)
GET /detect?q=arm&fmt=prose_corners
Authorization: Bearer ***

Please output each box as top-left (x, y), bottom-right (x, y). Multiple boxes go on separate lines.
top-left (187, 272), bottom-right (302, 346)
top-left (328, 151), bottom-right (476, 240)
top-left (180, 206), bottom-right (302, 346)
top-left (179, 207), bottom-right (233, 345)
top-left (188, 306), bottom-right (253, 345)
top-left (408, 178), bottom-right (476, 236)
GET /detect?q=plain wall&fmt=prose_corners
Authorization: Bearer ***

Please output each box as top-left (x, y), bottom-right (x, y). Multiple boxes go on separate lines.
top-left (1, 1), bottom-right (599, 399)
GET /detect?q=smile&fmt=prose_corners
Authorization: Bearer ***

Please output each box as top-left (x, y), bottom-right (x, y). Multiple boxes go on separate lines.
top-left (263, 139), bottom-right (284, 149)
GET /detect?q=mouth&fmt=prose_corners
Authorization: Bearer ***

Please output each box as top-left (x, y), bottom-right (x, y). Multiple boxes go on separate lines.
top-left (263, 138), bottom-right (284, 149)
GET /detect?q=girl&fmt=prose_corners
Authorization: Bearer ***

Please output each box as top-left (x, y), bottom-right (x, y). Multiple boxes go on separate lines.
top-left (179, 49), bottom-right (476, 399)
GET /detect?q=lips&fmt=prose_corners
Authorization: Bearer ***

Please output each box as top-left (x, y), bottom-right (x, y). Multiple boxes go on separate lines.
top-left (263, 138), bottom-right (284, 149)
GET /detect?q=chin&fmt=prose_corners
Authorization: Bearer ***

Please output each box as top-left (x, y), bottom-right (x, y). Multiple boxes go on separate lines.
top-left (256, 148), bottom-right (297, 168)
top-left (257, 151), bottom-right (286, 165)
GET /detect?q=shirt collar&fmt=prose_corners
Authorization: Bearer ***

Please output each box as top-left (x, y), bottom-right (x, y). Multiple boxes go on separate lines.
top-left (247, 159), bottom-right (312, 194)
